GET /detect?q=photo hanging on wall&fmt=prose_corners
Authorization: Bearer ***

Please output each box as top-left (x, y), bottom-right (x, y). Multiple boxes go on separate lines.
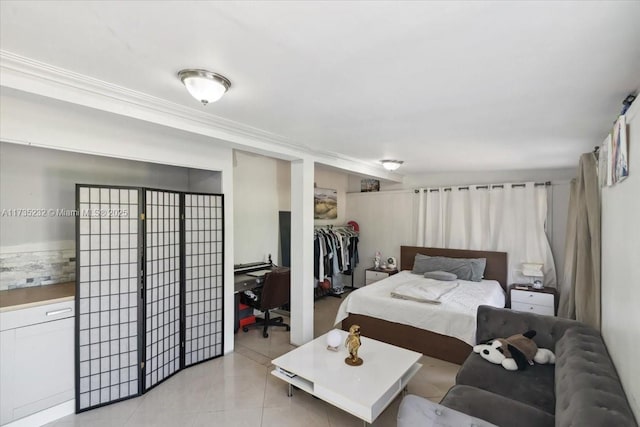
top-left (314, 187), bottom-right (337, 219)
top-left (612, 115), bottom-right (629, 184)
top-left (361, 179), bottom-right (380, 192)
top-left (601, 115), bottom-right (629, 187)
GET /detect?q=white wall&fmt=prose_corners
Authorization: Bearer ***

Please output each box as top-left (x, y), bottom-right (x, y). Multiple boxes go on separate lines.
top-left (601, 102), bottom-right (639, 420)
top-left (232, 154), bottom-right (354, 265)
top-left (233, 150), bottom-right (290, 265)
top-left (188, 168), bottom-right (222, 194)
top-left (346, 191), bottom-right (418, 286)
top-left (277, 160), bottom-right (292, 212)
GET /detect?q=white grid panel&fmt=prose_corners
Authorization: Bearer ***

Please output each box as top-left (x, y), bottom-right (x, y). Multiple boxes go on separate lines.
top-left (184, 194), bottom-right (223, 366)
top-left (77, 186), bottom-right (140, 411)
top-left (144, 190), bottom-right (181, 389)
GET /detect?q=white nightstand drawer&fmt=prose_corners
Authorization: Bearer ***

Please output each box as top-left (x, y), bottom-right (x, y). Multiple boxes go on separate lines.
top-left (510, 290), bottom-right (553, 306)
top-left (366, 271), bottom-right (389, 282)
top-left (511, 302), bottom-right (554, 316)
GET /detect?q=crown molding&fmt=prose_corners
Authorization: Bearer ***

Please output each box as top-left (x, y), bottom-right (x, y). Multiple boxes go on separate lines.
top-left (0, 50), bottom-right (402, 182)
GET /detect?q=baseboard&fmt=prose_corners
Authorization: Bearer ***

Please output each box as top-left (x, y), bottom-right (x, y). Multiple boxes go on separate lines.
top-left (4, 400), bottom-right (74, 427)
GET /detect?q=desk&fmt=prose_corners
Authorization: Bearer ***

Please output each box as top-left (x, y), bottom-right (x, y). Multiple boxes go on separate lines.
top-left (234, 272), bottom-right (268, 333)
top-left (234, 274), bottom-right (263, 294)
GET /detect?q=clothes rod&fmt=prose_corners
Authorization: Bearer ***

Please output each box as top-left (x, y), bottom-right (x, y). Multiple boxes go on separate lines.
top-left (414, 181), bottom-right (552, 192)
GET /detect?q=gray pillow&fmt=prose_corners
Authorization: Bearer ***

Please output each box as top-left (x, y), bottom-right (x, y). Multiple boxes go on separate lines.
top-left (412, 254), bottom-right (486, 282)
top-left (424, 270), bottom-right (457, 281)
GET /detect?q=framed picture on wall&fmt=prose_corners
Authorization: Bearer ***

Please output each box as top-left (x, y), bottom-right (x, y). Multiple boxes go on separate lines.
top-left (314, 187), bottom-right (337, 219)
top-left (603, 115), bottom-right (630, 187)
top-left (361, 179), bottom-right (380, 192)
top-left (613, 115), bottom-right (629, 184)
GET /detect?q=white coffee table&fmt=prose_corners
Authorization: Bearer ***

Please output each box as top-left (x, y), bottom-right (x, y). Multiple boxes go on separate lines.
top-left (271, 330), bottom-right (422, 425)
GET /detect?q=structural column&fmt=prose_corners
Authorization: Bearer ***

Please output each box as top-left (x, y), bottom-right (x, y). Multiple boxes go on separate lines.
top-left (290, 157), bottom-right (315, 345)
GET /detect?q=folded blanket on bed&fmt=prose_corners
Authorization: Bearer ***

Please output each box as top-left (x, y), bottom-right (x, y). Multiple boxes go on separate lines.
top-left (391, 279), bottom-right (459, 304)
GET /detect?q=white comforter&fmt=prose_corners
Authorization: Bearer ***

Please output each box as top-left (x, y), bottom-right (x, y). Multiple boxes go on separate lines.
top-left (334, 270), bottom-right (505, 346)
top-left (391, 278), bottom-right (459, 304)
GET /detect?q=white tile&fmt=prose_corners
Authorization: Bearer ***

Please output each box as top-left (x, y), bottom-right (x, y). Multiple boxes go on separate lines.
top-left (192, 409), bottom-right (263, 427)
top-left (261, 405), bottom-right (330, 427)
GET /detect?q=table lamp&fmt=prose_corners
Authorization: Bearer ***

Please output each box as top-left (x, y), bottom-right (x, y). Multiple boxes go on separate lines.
top-left (522, 263), bottom-right (544, 289)
top-left (326, 329), bottom-right (342, 351)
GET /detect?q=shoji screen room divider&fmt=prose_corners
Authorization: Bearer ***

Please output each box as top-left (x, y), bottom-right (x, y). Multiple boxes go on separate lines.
top-left (75, 185), bottom-right (224, 412)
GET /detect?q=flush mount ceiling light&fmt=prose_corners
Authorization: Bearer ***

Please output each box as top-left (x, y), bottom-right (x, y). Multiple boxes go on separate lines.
top-left (178, 69), bottom-right (231, 106)
top-left (381, 160), bottom-right (404, 171)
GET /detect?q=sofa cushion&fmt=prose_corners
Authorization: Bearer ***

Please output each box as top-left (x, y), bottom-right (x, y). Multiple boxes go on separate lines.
top-left (476, 305), bottom-right (580, 350)
top-left (555, 327), bottom-right (638, 427)
top-left (440, 385), bottom-right (555, 427)
top-left (398, 394), bottom-right (498, 427)
top-left (456, 352), bottom-right (556, 414)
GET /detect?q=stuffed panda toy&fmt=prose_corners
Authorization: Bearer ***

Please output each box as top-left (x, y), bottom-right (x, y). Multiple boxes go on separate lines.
top-left (473, 330), bottom-right (555, 371)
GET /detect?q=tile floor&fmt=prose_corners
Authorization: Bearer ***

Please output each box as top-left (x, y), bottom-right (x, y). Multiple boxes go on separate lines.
top-left (45, 294), bottom-right (459, 427)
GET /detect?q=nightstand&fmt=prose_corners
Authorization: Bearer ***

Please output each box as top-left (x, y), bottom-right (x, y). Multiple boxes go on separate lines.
top-left (365, 267), bottom-right (399, 285)
top-left (509, 285), bottom-right (557, 316)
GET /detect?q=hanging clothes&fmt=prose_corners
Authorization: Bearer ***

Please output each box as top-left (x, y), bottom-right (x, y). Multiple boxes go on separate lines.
top-left (313, 226), bottom-right (359, 287)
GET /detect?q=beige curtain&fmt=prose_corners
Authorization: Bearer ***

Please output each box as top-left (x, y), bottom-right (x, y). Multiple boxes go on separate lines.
top-left (558, 153), bottom-right (601, 329)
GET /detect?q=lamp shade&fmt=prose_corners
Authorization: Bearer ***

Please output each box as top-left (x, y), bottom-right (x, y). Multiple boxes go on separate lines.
top-left (522, 263), bottom-right (544, 277)
top-left (381, 160), bottom-right (403, 171)
top-left (178, 69), bottom-right (231, 105)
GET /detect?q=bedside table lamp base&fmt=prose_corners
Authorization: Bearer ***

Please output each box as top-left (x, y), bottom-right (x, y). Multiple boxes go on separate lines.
top-left (522, 262), bottom-right (544, 290)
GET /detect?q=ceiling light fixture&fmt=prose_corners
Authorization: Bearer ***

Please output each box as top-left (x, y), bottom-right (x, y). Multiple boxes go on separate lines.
top-left (381, 160), bottom-right (404, 171)
top-left (178, 69), bottom-right (231, 106)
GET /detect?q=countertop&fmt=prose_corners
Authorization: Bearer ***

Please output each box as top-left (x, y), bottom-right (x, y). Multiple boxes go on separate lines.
top-left (0, 281), bottom-right (75, 312)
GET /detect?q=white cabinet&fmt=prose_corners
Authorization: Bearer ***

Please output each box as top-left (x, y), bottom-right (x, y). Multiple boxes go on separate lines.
top-left (0, 299), bottom-right (74, 426)
top-left (510, 288), bottom-right (556, 316)
top-left (0, 329), bottom-right (16, 425)
top-left (365, 268), bottom-right (398, 286)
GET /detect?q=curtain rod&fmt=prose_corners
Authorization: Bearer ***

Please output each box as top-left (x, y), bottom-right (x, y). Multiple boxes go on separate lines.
top-left (413, 181), bottom-right (552, 193)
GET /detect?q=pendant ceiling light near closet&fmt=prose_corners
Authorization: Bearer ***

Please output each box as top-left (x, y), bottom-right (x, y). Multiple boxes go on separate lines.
top-left (178, 69), bottom-right (231, 105)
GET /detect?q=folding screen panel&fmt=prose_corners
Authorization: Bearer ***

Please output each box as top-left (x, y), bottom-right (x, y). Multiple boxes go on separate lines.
top-left (184, 193), bottom-right (224, 366)
top-left (143, 190), bottom-right (181, 390)
top-left (76, 186), bottom-right (142, 412)
top-left (76, 186), bottom-right (223, 412)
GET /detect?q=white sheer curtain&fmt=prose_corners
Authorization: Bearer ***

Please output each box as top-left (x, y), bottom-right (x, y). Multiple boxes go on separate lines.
top-left (415, 183), bottom-right (557, 286)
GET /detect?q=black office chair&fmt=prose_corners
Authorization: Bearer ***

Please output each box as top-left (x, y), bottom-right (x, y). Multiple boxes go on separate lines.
top-left (243, 267), bottom-right (291, 338)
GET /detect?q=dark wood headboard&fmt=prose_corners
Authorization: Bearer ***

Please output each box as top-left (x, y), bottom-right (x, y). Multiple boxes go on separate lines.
top-left (400, 246), bottom-right (508, 291)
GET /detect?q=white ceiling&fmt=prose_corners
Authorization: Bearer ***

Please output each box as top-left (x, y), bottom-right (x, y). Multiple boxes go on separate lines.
top-left (1, 1), bottom-right (639, 174)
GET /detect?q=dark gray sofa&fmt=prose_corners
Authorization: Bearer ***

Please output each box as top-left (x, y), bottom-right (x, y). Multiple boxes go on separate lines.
top-left (438, 305), bottom-right (637, 427)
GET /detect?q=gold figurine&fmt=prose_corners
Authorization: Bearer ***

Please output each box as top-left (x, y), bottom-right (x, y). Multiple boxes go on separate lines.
top-left (344, 324), bottom-right (363, 366)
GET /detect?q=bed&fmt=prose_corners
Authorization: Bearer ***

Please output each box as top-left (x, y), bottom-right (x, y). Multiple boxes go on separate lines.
top-left (337, 246), bottom-right (508, 364)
